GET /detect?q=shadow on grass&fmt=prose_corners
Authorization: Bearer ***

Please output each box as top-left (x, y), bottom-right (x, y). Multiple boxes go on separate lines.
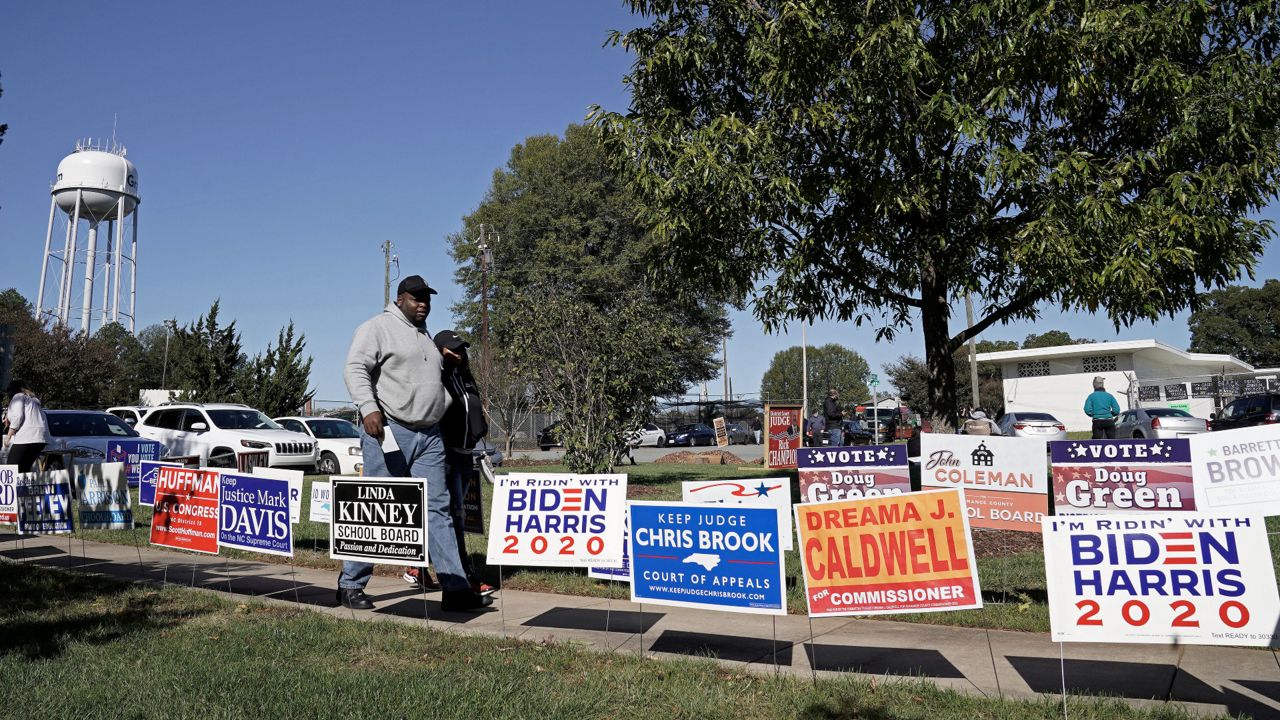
top-left (0, 564), bottom-right (214, 661)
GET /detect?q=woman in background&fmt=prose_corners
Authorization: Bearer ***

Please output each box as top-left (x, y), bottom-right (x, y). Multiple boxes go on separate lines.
top-left (4, 379), bottom-right (51, 472)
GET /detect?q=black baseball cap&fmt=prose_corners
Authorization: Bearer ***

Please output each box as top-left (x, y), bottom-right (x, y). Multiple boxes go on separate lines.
top-left (396, 275), bottom-right (438, 298)
top-left (433, 330), bottom-right (470, 352)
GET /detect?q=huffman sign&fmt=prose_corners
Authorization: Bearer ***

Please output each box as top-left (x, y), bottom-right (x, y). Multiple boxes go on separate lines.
top-left (329, 477), bottom-right (427, 565)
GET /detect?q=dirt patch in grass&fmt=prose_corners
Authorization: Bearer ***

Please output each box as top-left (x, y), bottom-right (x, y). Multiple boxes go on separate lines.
top-left (652, 450), bottom-right (746, 465)
top-left (971, 528), bottom-right (1042, 559)
top-left (503, 457), bottom-right (564, 467)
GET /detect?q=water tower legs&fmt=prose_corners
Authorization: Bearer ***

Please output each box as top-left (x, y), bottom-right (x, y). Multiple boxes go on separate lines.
top-left (80, 224), bottom-right (98, 334)
top-left (59, 189), bottom-right (83, 326)
top-left (129, 209), bottom-right (138, 332)
top-left (112, 197), bottom-right (124, 324)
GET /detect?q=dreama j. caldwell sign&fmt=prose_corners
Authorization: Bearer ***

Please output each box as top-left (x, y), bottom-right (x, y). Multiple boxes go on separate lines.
top-left (797, 445), bottom-right (912, 503)
top-left (1043, 513), bottom-right (1280, 646)
top-left (486, 473), bottom-right (627, 568)
top-left (795, 489), bottom-right (981, 617)
top-left (1051, 439), bottom-right (1195, 514)
top-left (329, 477), bottom-right (427, 564)
top-left (921, 434), bottom-right (1048, 532)
top-left (630, 502), bottom-right (786, 615)
top-left (764, 404), bottom-right (802, 470)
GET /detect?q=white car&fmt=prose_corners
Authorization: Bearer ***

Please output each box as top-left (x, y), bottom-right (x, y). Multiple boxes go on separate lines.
top-left (628, 423), bottom-right (667, 448)
top-left (130, 403), bottom-right (317, 471)
top-left (274, 416), bottom-right (363, 476)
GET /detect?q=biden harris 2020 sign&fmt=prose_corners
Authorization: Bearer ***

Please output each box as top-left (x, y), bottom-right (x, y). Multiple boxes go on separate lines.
top-left (629, 502), bottom-right (786, 615)
top-left (486, 473), bottom-right (627, 568)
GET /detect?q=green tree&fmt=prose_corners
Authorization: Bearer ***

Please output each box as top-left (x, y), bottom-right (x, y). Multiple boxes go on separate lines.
top-left (93, 322), bottom-right (147, 406)
top-left (1022, 330), bottom-right (1092, 349)
top-left (886, 353), bottom-right (1007, 420)
top-left (170, 301), bottom-right (244, 403)
top-left (595, 0), bottom-right (1280, 429)
top-left (447, 125), bottom-right (729, 471)
top-left (236, 321), bottom-right (315, 417)
top-left (759, 344), bottom-right (870, 410)
top-left (1189, 280), bottom-right (1280, 367)
top-left (0, 289), bottom-right (120, 409)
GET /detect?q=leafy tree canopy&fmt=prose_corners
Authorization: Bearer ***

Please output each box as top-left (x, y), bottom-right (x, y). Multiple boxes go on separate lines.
top-left (1021, 330), bottom-right (1093, 349)
top-left (595, 0), bottom-right (1280, 427)
top-left (447, 124), bottom-right (730, 471)
top-left (1189, 280), bottom-right (1280, 367)
top-left (759, 344), bottom-right (870, 410)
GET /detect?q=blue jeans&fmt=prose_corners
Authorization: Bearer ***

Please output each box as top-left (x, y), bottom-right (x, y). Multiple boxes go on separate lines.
top-left (445, 448), bottom-right (476, 580)
top-left (828, 427), bottom-right (842, 447)
top-left (338, 419), bottom-right (469, 592)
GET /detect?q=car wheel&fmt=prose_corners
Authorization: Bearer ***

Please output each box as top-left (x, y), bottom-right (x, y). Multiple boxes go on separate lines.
top-left (657, 436), bottom-right (666, 448)
top-left (318, 452), bottom-right (340, 475)
top-left (1133, 431), bottom-right (1144, 439)
top-left (208, 447), bottom-right (237, 468)
top-left (539, 445), bottom-right (552, 452)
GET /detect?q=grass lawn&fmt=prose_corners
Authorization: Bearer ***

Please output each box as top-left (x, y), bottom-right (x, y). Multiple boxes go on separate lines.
top-left (71, 460), bottom-right (1279, 635)
top-left (0, 562), bottom-right (1225, 720)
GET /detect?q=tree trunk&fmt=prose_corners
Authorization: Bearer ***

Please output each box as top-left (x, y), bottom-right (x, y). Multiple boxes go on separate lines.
top-left (920, 268), bottom-right (959, 432)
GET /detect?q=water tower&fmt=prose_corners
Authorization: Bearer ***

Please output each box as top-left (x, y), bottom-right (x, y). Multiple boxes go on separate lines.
top-left (35, 139), bottom-right (141, 332)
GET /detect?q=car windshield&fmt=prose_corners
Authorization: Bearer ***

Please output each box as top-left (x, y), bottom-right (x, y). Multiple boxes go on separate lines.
top-left (1015, 413), bottom-right (1058, 422)
top-left (207, 409), bottom-right (280, 430)
top-left (676, 424), bottom-right (701, 432)
top-left (47, 412), bottom-right (139, 438)
top-left (307, 419), bottom-right (360, 439)
top-left (1146, 408), bottom-right (1192, 418)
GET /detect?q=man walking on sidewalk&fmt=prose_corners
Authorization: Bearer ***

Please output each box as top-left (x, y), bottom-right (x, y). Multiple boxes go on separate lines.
top-left (338, 274), bottom-right (492, 612)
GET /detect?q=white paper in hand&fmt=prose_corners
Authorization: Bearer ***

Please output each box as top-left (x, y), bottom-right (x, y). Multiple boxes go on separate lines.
top-left (380, 427), bottom-right (400, 454)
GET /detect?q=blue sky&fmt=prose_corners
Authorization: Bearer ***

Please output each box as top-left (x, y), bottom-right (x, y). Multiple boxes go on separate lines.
top-left (1, 2), bottom-right (1277, 406)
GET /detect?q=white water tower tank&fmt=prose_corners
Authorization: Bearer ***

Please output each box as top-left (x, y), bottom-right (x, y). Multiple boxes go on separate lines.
top-left (53, 149), bottom-right (139, 223)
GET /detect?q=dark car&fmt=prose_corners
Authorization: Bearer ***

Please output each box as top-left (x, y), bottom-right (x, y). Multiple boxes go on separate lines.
top-left (667, 423), bottom-right (716, 447)
top-left (40, 410), bottom-right (160, 469)
top-left (862, 408), bottom-right (899, 443)
top-left (840, 418), bottom-right (874, 446)
top-left (1211, 394), bottom-right (1280, 431)
top-left (537, 422), bottom-right (563, 452)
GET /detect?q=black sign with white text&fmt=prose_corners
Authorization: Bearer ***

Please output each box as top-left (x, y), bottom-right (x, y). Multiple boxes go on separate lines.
top-left (329, 478), bottom-right (427, 564)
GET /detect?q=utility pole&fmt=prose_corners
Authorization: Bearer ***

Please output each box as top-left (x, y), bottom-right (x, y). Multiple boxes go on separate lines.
top-left (965, 294), bottom-right (980, 409)
top-left (722, 337), bottom-right (729, 408)
top-left (381, 239), bottom-right (396, 307)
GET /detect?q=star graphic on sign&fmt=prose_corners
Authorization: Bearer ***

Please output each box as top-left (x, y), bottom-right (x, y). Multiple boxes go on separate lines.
top-left (1208, 447), bottom-right (1219, 457)
top-left (812, 451), bottom-right (825, 463)
top-left (1070, 443), bottom-right (1086, 458)
top-left (1055, 492), bottom-right (1066, 503)
top-left (754, 482), bottom-right (772, 497)
top-left (1151, 441), bottom-right (1167, 457)
top-left (877, 448), bottom-right (890, 461)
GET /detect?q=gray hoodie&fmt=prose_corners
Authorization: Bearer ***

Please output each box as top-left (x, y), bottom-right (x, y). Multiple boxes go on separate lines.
top-left (344, 303), bottom-right (452, 429)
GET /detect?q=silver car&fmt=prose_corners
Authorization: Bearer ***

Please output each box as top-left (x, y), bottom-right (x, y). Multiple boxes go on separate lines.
top-left (1116, 407), bottom-right (1208, 439)
top-left (995, 412), bottom-right (1068, 441)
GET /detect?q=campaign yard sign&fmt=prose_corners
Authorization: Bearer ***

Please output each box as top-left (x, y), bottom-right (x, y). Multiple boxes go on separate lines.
top-left (630, 502), bottom-right (786, 615)
top-left (920, 434), bottom-right (1048, 532)
top-left (0, 465), bottom-right (17, 523)
top-left (1051, 439), bottom-right (1195, 514)
top-left (795, 489), bottom-right (981, 617)
top-left (150, 467), bottom-right (220, 554)
top-left (798, 445), bottom-right (912, 503)
top-left (588, 516), bottom-right (631, 582)
top-left (1043, 514), bottom-right (1280, 646)
top-left (713, 417), bottom-right (729, 447)
top-left (254, 467), bottom-right (303, 525)
top-left (330, 477), bottom-right (427, 565)
top-left (219, 472), bottom-right (292, 557)
top-left (765, 404), bottom-right (802, 469)
top-left (138, 460), bottom-right (182, 507)
top-left (17, 469), bottom-right (74, 534)
top-left (76, 462), bottom-right (133, 530)
top-left (463, 466), bottom-right (485, 534)
top-left (106, 439), bottom-right (163, 488)
top-left (486, 473), bottom-right (627, 568)
top-left (1191, 424), bottom-right (1280, 517)
top-left (309, 480), bottom-right (332, 523)
top-left (682, 477), bottom-right (794, 550)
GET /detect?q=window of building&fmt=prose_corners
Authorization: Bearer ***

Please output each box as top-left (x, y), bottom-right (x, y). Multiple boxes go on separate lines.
top-left (1017, 361), bottom-right (1050, 378)
top-left (1082, 355), bottom-right (1117, 373)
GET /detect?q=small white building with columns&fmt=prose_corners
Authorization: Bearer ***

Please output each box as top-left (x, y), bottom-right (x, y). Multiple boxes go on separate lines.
top-left (975, 340), bottom-right (1276, 432)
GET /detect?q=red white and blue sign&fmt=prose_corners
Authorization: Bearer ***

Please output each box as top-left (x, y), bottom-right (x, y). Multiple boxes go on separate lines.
top-left (681, 477), bottom-right (793, 550)
top-left (219, 472), bottom-right (293, 557)
top-left (138, 460), bottom-right (182, 507)
top-left (798, 445), bottom-right (912, 503)
top-left (588, 517), bottom-right (631, 582)
top-left (106, 439), bottom-right (164, 488)
top-left (486, 473), bottom-right (627, 568)
top-left (17, 469), bottom-right (74, 535)
top-left (1050, 439), bottom-right (1195, 513)
top-left (629, 502), bottom-right (786, 615)
top-left (1043, 513), bottom-right (1280, 645)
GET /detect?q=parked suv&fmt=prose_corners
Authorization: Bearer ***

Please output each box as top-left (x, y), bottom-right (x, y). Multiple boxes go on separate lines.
top-left (275, 416), bottom-right (363, 475)
top-left (133, 403), bottom-right (316, 470)
top-left (1211, 394), bottom-right (1280, 431)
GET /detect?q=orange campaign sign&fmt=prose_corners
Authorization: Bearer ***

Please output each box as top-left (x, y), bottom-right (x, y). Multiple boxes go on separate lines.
top-left (920, 434), bottom-right (1049, 532)
top-left (150, 466), bottom-right (220, 555)
top-left (765, 404), bottom-right (802, 469)
top-left (794, 489), bottom-right (982, 616)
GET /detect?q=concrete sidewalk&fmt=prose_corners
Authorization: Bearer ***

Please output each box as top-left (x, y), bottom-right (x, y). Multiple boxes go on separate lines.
top-left (3, 532), bottom-right (1279, 719)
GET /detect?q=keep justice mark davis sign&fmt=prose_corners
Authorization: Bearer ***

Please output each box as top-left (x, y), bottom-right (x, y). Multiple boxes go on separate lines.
top-left (1043, 514), bottom-right (1280, 646)
top-left (798, 445), bottom-right (911, 502)
top-left (330, 478), bottom-right (427, 564)
top-left (1051, 439), bottom-right (1195, 514)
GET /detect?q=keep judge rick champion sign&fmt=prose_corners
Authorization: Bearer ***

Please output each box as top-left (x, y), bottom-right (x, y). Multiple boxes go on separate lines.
top-left (330, 477), bottom-right (428, 564)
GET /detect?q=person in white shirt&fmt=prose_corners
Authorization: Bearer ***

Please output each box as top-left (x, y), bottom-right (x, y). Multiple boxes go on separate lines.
top-left (5, 379), bottom-right (51, 472)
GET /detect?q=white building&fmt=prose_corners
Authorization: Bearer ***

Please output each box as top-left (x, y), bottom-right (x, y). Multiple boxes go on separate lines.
top-left (976, 340), bottom-right (1276, 431)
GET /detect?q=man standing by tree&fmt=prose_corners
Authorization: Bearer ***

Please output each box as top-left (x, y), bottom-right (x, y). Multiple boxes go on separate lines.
top-left (1083, 377), bottom-right (1121, 440)
top-left (822, 388), bottom-right (843, 447)
top-left (339, 275), bottom-right (490, 612)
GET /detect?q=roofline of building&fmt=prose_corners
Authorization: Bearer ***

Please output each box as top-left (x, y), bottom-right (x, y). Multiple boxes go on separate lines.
top-left (975, 338), bottom-right (1256, 372)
